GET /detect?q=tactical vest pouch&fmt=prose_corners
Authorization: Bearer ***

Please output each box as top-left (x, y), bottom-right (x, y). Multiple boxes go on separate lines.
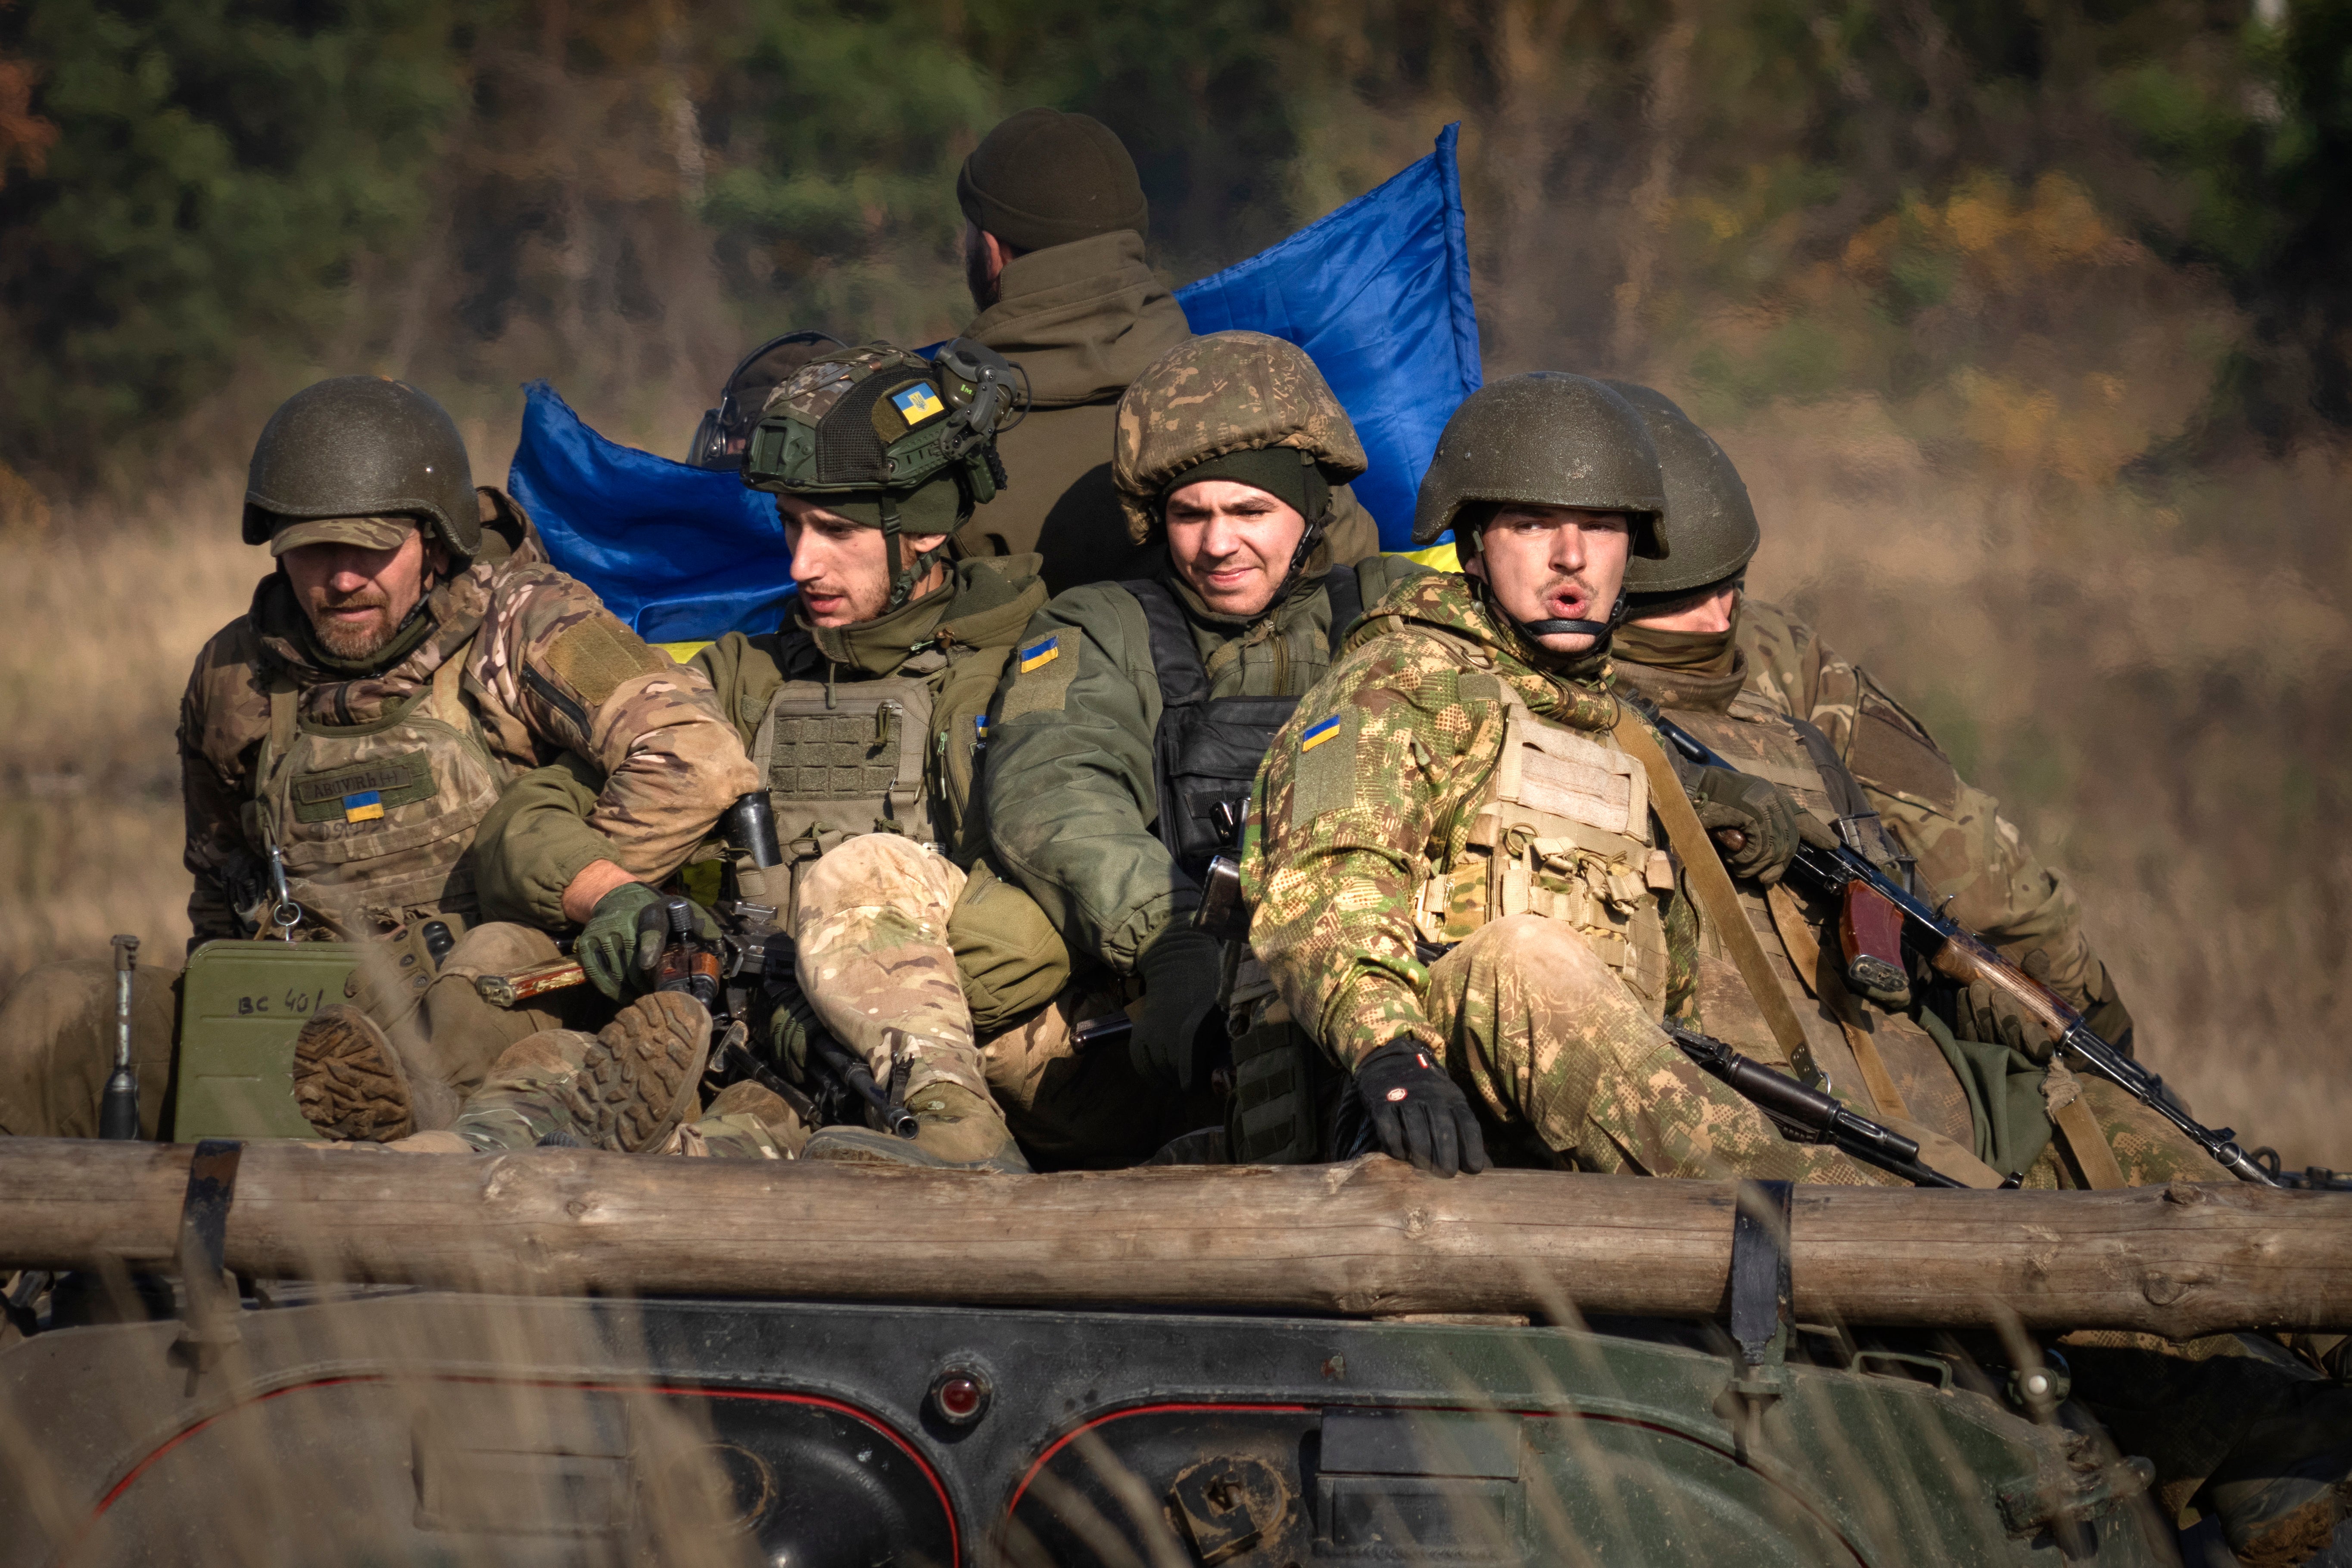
top-left (253, 652), bottom-right (505, 939)
top-left (750, 662), bottom-right (941, 876)
top-left (1225, 1009), bottom-right (1326, 1165)
top-left (1414, 708), bottom-right (1672, 1004)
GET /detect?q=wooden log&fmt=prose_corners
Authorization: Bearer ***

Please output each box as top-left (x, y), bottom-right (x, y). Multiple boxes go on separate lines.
top-left (1, 1138), bottom-right (2345, 1337)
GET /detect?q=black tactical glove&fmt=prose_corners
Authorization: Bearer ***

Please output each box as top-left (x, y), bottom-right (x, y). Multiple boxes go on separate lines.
top-left (1689, 767), bottom-right (1829, 886)
top-left (1954, 979), bottom-right (2056, 1064)
top-left (1130, 924), bottom-right (1227, 1092)
top-left (1352, 1039), bottom-right (1490, 1178)
top-left (576, 882), bottom-right (665, 1000)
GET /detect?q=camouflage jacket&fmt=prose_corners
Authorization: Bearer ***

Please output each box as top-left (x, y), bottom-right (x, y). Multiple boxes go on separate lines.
top-left (1612, 599), bottom-right (2125, 1033)
top-left (1242, 571), bottom-right (1675, 1071)
top-left (474, 554), bottom-right (1047, 930)
top-left (178, 490), bottom-right (755, 943)
top-left (985, 550), bottom-right (1423, 976)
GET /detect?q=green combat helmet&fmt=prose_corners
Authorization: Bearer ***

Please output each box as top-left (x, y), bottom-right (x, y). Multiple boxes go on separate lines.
top-left (1412, 371), bottom-right (1667, 641)
top-left (1605, 381), bottom-right (1759, 608)
top-left (741, 340), bottom-right (1020, 609)
top-left (243, 375), bottom-right (481, 561)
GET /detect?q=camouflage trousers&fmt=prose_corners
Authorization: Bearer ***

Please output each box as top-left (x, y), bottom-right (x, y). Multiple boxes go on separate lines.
top-left (790, 835), bottom-right (988, 1102)
top-left (0, 959), bottom-right (181, 1138)
top-left (1430, 914), bottom-right (1886, 1182)
top-left (442, 1027), bottom-right (804, 1159)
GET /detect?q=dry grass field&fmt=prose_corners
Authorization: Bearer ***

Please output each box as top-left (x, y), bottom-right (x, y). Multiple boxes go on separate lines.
top-left (0, 390), bottom-right (2344, 1168)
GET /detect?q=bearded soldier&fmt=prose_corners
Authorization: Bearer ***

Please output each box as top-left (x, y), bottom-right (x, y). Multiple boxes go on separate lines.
top-left (1603, 380), bottom-right (2139, 1061)
top-left (978, 330), bottom-right (1428, 1166)
top-left (434, 342), bottom-right (1061, 1170)
top-left (0, 376), bottom-right (755, 1140)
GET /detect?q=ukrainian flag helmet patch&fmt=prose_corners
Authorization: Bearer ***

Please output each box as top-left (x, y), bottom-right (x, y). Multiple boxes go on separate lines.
top-left (890, 382), bottom-right (947, 426)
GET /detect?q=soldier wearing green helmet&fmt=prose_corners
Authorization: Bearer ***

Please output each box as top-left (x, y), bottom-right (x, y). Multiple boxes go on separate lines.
top-left (0, 374), bottom-right (758, 1142)
top-left (1243, 371), bottom-right (1882, 1180)
top-left (1601, 380), bottom-right (2138, 1063)
top-left (437, 341), bottom-right (1065, 1169)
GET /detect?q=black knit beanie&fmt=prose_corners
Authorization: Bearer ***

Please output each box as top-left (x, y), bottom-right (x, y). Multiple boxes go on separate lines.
top-left (957, 108), bottom-right (1149, 251)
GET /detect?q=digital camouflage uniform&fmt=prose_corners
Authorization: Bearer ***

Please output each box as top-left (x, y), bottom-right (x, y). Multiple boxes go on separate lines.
top-left (1600, 382), bottom-right (2346, 1564)
top-left (983, 331), bottom-right (1421, 1163)
top-left (1244, 570), bottom-right (1880, 1183)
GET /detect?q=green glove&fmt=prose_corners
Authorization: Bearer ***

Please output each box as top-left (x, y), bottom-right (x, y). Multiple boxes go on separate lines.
top-left (1954, 979), bottom-right (2057, 1066)
top-left (760, 957), bottom-right (825, 1081)
top-left (577, 882), bottom-right (663, 999)
top-left (1689, 766), bottom-right (1827, 886)
top-left (1130, 924), bottom-right (1227, 1092)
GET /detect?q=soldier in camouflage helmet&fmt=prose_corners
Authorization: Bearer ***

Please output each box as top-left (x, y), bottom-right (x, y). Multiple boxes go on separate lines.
top-left (1601, 380), bottom-right (2138, 1060)
top-left (434, 342), bottom-right (1064, 1170)
top-left (0, 375), bottom-right (759, 1142)
top-left (978, 331), bottom-right (1431, 1166)
top-left (1243, 372), bottom-right (1899, 1179)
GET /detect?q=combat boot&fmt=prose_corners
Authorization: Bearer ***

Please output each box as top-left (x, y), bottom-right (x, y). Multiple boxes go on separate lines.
top-left (293, 1005), bottom-right (457, 1141)
top-left (554, 992), bottom-right (715, 1153)
top-left (803, 1082), bottom-right (1031, 1172)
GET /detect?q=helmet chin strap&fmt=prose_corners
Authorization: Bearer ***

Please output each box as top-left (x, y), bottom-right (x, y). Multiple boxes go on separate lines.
top-left (1510, 588), bottom-right (1628, 644)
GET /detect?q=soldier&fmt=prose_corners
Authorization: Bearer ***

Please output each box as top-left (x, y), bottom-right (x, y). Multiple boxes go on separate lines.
top-left (1598, 386), bottom-right (2352, 1566)
top-left (950, 108), bottom-right (1380, 589)
top-left (981, 330), bottom-right (1427, 1165)
top-left (1241, 371), bottom-right (1894, 1183)
top-left (0, 375), bottom-right (759, 1142)
top-left (442, 341), bottom-right (1062, 1170)
top-left (1603, 380), bottom-right (2138, 1059)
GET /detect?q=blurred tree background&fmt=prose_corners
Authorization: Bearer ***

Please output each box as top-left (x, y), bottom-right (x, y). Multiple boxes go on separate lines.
top-left (1, 0), bottom-right (2349, 1156)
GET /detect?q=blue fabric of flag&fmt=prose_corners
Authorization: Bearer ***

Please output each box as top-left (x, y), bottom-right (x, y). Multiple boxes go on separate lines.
top-left (1175, 124), bottom-right (1482, 549)
top-left (506, 383), bottom-right (796, 643)
top-left (509, 124), bottom-right (1481, 638)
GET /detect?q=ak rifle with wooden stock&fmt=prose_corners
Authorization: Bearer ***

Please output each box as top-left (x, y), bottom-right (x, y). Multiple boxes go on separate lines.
top-left (1635, 699), bottom-right (2280, 1188)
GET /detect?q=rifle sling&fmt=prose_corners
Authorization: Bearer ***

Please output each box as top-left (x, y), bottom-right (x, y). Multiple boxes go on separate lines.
top-left (1613, 711), bottom-right (1815, 1079)
top-left (2051, 1089), bottom-right (2128, 1190)
top-left (1766, 885), bottom-right (2008, 1188)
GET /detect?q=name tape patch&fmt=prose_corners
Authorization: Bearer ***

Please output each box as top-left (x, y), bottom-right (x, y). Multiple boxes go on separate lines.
top-left (1301, 714), bottom-right (1344, 751)
top-left (890, 383), bottom-right (946, 424)
top-left (1019, 636), bottom-right (1060, 673)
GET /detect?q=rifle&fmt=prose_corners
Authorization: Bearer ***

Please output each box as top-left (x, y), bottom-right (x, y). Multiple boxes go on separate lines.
top-left (473, 893), bottom-right (917, 1142)
top-left (1638, 701), bottom-right (2280, 1187)
top-left (1664, 1020), bottom-right (1964, 1188)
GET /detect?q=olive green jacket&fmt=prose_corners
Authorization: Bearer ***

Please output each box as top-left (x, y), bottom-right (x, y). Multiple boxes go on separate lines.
top-left (983, 551), bottom-right (1426, 976)
top-left (953, 230), bottom-right (1383, 595)
top-left (476, 555), bottom-right (1047, 929)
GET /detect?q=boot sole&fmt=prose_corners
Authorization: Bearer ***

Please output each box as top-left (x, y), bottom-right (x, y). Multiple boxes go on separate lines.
top-left (563, 992), bottom-right (713, 1153)
top-left (292, 1006), bottom-right (414, 1142)
top-left (802, 1125), bottom-right (1025, 1173)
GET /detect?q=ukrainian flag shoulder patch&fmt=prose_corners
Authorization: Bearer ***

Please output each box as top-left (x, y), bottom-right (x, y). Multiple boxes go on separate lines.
top-left (342, 790), bottom-right (386, 824)
top-left (1019, 636), bottom-right (1060, 673)
top-left (1301, 714), bottom-right (1344, 751)
top-left (890, 383), bottom-right (947, 425)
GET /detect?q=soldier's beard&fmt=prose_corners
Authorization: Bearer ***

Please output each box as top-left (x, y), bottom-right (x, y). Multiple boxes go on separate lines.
top-left (303, 588), bottom-right (406, 660)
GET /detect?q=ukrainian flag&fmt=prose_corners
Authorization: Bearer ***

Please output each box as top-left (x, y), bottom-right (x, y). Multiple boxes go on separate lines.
top-left (1019, 636), bottom-right (1059, 673)
top-left (343, 790), bottom-right (385, 824)
top-left (891, 383), bottom-right (946, 425)
top-left (1302, 714), bottom-right (1343, 752)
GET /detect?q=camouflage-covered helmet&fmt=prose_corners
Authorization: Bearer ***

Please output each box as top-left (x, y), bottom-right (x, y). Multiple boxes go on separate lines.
top-left (1605, 382), bottom-right (1758, 598)
top-left (742, 339), bottom-right (1019, 608)
top-left (242, 376), bottom-right (480, 561)
top-left (689, 329), bottom-right (849, 470)
top-left (1411, 373), bottom-right (1667, 556)
top-left (1112, 331), bottom-right (1367, 546)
